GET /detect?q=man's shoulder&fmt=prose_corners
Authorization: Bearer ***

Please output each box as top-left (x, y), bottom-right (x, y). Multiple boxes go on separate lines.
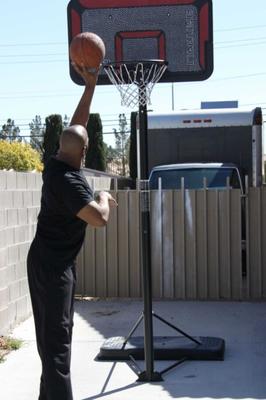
top-left (44, 158), bottom-right (82, 180)
top-left (63, 169), bottom-right (87, 184)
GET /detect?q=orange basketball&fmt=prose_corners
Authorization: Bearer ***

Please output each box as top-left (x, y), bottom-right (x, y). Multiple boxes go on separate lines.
top-left (70, 32), bottom-right (106, 69)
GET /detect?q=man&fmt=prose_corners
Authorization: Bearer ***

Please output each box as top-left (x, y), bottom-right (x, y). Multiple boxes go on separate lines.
top-left (27, 64), bottom-right (116, 400)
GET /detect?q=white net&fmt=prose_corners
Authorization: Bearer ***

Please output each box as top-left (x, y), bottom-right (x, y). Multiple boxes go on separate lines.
top-left (103, 61), bottom-right (167, 108)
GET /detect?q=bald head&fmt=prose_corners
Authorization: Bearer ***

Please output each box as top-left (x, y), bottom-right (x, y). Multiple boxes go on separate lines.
top-left (56, 125), bottom-right (89, 169)
top-left (59, 125), bottom-right (88, 156)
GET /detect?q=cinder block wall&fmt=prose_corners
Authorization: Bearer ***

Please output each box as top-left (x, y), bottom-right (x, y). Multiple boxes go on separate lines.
top-left (0, 171), bottom-right (112, 334)
top-left (0, 170), bottom-right (42, 335)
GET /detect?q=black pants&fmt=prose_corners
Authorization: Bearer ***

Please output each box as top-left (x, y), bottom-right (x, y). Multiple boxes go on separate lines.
top-left (27, 239), bottom-right (76, 400)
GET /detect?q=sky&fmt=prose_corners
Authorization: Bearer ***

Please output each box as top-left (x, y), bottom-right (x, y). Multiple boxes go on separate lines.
top-left (0, 0), bottom-right (266, 147)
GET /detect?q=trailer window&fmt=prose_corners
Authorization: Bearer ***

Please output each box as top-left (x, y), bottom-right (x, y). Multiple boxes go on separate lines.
top-left (149, 167), bottom-right (241, 190)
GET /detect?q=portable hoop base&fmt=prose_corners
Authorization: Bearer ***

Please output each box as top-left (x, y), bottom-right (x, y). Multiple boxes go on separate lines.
top-left (97, 336), bottom-right (225, 362)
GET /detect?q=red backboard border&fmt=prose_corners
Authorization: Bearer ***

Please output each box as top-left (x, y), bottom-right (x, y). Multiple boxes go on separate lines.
top-left (78, 0), bottom-right (196, 8)
top-left (115, 30), bottom-right (166, 63)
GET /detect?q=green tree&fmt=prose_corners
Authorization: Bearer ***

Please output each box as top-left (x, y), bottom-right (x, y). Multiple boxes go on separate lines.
top-left (105, 144), bottom-right (119, 164)
top-left (129, 111), bottom-right (138, 179)
top-left (104, 143), bottom-right (120, 174)
top-left (29, 115), bottom-right (45, 157)
top-left (113, 113), bottom-right (129, 176)
top-left (0, 119), bottom-right (21, 141)
top-left (85, 113), bottom-right (106, 171)
top-left (43, 114), bottom-right (63, 164)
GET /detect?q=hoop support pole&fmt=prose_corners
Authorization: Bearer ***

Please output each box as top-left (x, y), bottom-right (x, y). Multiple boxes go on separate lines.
top-left (138, 89), bottom-right (148, 179)
top-left (138, 85), bottom-right (162, 382)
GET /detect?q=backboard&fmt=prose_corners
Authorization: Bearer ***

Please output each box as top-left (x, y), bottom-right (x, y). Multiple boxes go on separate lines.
top-left (67, 0), bottom-right (213, 85)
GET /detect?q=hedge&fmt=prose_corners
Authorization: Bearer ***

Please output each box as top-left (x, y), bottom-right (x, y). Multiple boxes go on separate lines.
top-left (0, 140), bottom-right (43, 172)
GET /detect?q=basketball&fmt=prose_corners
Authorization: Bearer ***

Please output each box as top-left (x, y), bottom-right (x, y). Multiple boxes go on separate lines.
top-left (70, 32), bottom-right (106, 69)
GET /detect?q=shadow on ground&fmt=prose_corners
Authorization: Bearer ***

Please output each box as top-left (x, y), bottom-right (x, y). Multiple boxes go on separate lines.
top-left (74, 299), bottom-right (266, 399)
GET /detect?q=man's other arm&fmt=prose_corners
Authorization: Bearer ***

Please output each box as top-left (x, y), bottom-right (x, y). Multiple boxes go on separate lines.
top-left (77, 191), bottom-right (117, 227)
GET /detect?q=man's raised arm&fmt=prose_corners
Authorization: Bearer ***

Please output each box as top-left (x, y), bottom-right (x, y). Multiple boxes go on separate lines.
top-left (70, 64), bottom-right (99, 127)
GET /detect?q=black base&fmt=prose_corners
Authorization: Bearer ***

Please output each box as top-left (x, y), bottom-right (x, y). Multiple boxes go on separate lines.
top-left (97, 336), bottom-right (225, 361)
top-left (137, 371), bottom-right (163, 382)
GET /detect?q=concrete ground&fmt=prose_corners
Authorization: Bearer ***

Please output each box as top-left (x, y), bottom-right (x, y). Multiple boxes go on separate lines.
top-left (0, 299), bottom-right (266, 400)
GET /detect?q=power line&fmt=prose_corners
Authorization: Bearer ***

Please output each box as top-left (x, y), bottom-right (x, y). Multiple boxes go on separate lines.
top-left (0, 113), bottom-right (131, 122)
top-left (240, 102), bottom-right (266, 107)
top-left (216, 36), bottom-right (266, 44)
top-left (2, 123), bottom-right (123, 127)
top-left (215, 24), bottom-right (266, 32)
top-left (4, 111), bottom-right (266, 132)
top-left (212, 72), bottom-right (266, 81)
top-left (216, 41), bottom-right (266, 49)
top-left (164, 72), bottom-right (266, 86)
top-left (0, 43), bottom-right (264, 65)
top-left (0, 59), bottom-right (66, 65)
top-left (0, 53), bottom-right (66, 58)
top-left (0, 36), bottom-right (266, 60)
top-left (0, 24), bottom-right (266, 57)
top-left (0, 42), bottom-right (66, 47)
top-left (0, 71), bottom-right (265, 100)
top-left (7, 106), bottom-right (266, 124)
top-left (0, 24), bottom-right (265, 48)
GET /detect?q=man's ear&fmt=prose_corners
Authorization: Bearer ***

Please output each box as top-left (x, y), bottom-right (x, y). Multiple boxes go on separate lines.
top-left (81, 145), bottom-right (87, 161)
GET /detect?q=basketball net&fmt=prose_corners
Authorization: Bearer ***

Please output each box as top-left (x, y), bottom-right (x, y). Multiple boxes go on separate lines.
top-left (103, 60), bottom-right (167, 108)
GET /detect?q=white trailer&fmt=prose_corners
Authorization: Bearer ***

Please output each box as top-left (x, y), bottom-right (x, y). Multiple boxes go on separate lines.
top-left (147, 107), bottom-right (264, 191)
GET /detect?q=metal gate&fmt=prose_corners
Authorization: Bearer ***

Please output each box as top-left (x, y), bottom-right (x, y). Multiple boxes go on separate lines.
top-left (76, 187), bottom-right (266, 300)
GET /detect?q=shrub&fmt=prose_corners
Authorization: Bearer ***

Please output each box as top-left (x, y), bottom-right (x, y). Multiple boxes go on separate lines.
top-left (0, 336), bottom-right (23, 363)
top-left (43, 114), bottom-right (62, 164)
top-left (86, 113), bottom-right (106, 171)
top-left (0, 140), bottom-right (43, 172)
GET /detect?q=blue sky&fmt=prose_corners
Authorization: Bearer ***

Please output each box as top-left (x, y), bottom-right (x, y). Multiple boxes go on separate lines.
top-left (0, 0), bottom-right (266, 146)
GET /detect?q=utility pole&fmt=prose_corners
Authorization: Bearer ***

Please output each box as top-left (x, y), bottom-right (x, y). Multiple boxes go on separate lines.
top-left (172, 83), bottom-right (175, 111)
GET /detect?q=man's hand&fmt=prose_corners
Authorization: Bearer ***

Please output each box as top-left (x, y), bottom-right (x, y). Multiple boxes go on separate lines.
top-left (98, 191), bottom-right (118, 208)
top-left (72, 62), bottom-right (99, 87)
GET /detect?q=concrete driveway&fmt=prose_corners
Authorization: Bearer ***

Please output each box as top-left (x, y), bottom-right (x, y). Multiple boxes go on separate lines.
top-left (0, 299), bottom-right (266, 399)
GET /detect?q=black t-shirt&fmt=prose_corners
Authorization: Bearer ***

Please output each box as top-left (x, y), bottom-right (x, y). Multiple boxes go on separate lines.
top-left (35, 157), bottom-right (94, 267)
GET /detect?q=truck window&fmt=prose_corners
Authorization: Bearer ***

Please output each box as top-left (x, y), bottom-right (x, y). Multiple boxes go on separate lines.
top-left (149, 167), bottom-right (241, 190)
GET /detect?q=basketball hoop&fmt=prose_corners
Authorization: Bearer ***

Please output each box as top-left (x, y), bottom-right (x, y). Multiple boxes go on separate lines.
top-left (103, 59), bottom-right (168, 108)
